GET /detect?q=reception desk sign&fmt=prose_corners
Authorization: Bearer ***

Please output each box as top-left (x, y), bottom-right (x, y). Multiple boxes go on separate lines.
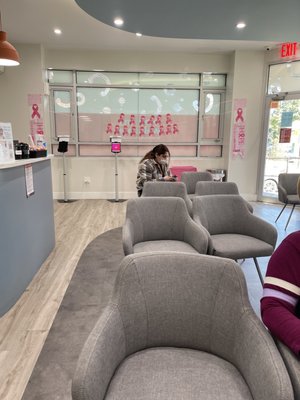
top-left (232, 99), bottom-right (247, 158)
top-left (24, 164), bottom-right (35, 197)
top-left (0, 122), bottom-right (15, 163)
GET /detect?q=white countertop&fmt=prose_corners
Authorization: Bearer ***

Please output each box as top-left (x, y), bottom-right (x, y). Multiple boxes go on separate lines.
top-left (0, 154), bottom-right (53, 170)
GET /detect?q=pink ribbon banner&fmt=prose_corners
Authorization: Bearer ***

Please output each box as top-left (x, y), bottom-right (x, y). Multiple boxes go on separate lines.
top-left (232, 99), bottom-right (247, 158)
top-left (28, 94), bottom-right (44, 144)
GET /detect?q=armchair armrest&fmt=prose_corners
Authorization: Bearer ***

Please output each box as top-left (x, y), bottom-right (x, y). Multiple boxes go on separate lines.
top-left (278, 183), bottom-right (288, 202)
top-left (72, 305), bottom-right (126, 400)
top-left (244, 213), bottom-right (277, 248)
top-left (183, 218), bottom-right (209, 254)
top-left (275, 339), bottom-right (300, 399)
top-left (232, 311), bottom-right (293, 400)
top-left (122, 219), bottom-right (135, 256)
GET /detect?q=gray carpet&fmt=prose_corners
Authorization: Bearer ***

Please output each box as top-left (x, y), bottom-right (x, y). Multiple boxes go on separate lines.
top-left (22, 227), bottom-right (124, 400)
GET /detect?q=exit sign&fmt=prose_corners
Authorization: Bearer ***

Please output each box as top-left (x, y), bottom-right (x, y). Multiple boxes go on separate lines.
top-left (280, 42), bottom-right (298, 58)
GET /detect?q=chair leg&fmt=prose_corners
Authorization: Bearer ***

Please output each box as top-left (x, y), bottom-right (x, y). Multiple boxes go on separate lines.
top-left (275, 203), bottom-right (287, 222)
top-left (285, 204), bottom-right (296, 230)
top-left (253, 257), bottom-right (264, 286)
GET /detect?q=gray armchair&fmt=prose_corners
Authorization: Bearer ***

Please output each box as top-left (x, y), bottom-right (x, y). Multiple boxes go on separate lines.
top-left (181, 171), bottom-right (213, 199)
top-left (195, 181), bottom-right (253, 213)
top-left (123, 197), bottom-right (209, 256)
top-left (275, 173), bottom-right (300, 230)
top-left (192, 194), bottom-right (278, 285)
top-left (72, 252), bottom-right (293, 400)
top-left (195, 181), bottom-right (240, 195)
top-left (142, 181), bottom-right (193, 216)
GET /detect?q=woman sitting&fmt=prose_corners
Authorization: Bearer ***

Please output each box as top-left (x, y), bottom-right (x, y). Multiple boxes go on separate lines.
top-left (261, 230), bottom-right (300, 355)
top-left (136, 144), bottom-right (176, 197)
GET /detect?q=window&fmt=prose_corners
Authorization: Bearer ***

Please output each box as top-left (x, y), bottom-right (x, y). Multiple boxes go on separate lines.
top-left (49, 70), bottom-right (226, 157)
top-left (268, 61), bottom-right (300, 95)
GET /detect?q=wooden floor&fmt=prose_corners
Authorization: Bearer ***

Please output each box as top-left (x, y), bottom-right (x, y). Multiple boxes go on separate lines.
top-left (0, 199), bottom-right (299, 400)
top-left (0, 200), bottom-right (127, 400)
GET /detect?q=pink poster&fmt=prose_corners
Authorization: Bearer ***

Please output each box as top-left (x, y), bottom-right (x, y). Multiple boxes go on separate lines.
top-left (28, 94), bottom-right (44, 146)
top-left (232, 99), bottom-right (247, 158)
top-left (105, 113), bottom-right (180, 138)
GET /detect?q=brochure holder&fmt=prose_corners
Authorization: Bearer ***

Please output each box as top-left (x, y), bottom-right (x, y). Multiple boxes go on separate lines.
top-left (108, 136), bottom-right (125, 203)
top-left (57, 135), bottom-right (75, 203)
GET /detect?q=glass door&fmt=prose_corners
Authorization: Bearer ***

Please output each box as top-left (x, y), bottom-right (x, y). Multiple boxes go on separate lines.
top-left (259, 94), bottom-right (300, 200)
top-left (49, 88), bottom-right (77, 156)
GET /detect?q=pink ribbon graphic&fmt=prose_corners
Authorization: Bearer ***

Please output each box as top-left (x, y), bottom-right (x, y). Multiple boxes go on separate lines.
top-left (114, 125), bottom-right (120, 135)
top-left (235, 108), bottom-right (244, 122)
top-left (106, 123), bottom-right (113, 134)
top-left (31, 104), bottom-right (41, 119)
top-left (166, 124), bottom-right (172, 135)
top-left (166, 113), bottom-right (172, 124)
top-left (118, 113), bottom-right (125, 124)
top-left (123, 125), bottom-right (129, 136)
top-left (130, 126), bottom-right (136, 136)
top-left (130, 114), bottom-right (135, 125)
top-left (139, 126), bottom-right (145, 136)
top-left (149, 126), bottom-right (155, 136)
top-left (147, 115), bottom-right (155, 125)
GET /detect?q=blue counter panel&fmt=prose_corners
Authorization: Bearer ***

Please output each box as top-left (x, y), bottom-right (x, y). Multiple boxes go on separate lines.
top-left (0, 159), bottom-right (55, 316)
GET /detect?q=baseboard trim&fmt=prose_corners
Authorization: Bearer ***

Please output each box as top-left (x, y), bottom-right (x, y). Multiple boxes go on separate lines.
top-left (53, 191), bottom-right (137, 200)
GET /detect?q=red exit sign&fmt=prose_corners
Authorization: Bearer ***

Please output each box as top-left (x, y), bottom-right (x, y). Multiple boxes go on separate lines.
top-left (281, 42), bottom-right (298, 58)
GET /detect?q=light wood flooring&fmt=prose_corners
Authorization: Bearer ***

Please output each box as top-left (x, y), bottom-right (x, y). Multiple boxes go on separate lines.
top-left (0, 199), bottom-right (127, 400)
top-left (0, 199), bottom-right (299, 400)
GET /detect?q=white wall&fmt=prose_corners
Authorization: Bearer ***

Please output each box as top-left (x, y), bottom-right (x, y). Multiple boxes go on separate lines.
top-left (0, 45), bottom-right (270, 200)
top-left (0, 44), bottom-right (44, 142)
top-left (227, 50), bottom-right (266, 201)
top-left (45, 49), bottom-right (231, 73)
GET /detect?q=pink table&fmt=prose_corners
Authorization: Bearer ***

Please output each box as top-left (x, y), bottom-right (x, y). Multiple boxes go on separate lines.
top-left (169, 165), bottom-right (197, 181)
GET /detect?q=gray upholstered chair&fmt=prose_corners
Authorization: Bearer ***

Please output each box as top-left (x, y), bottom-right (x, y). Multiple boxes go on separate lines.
top-left (72, 252), bottom-right (293, 400)
top-left (195, 181), bottom-right (254, 213)
top-left (123, 197), bottom-right (209, 256)
top-left (275, 173), bottom-right (300, 230)
top-left (275, 339), bottom-right (300, 400)
top-left (142, 181), bottom-right (193, 216)
top-left (181, 171), bottom-right (213, 199)
top-left (192, 194), bottom-right (278, 285)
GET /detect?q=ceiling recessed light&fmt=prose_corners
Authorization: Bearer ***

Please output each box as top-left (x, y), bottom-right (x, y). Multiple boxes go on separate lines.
top-left (114, 18), bottom-right (124, 26)
top-left (54, 28), bottom-right (62, 35)
top-left (136, 32), bottom-right (142, 37)
top-left (236, 22), bottom-right (246, 29)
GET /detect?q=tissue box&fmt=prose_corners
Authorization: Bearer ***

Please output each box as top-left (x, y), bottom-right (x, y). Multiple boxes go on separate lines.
top-left (29, 149), bottom-right (47, 158)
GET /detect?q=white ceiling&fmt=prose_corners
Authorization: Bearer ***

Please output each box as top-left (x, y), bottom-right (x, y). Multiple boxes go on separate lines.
top-left (0, 0), bottom-right (294, 54)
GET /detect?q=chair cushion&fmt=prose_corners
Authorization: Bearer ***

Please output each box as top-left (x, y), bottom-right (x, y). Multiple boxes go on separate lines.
top-left (211, 234), bottom-right (274, 259)
top-left (105, 347), bottom-right (253, 400)
top-left (286, 194), bottom-right (300, 204)
top-left (133, 240), bottom-right (199, 254)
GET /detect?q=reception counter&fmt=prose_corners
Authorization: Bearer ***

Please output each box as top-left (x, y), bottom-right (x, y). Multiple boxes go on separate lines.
top-left (0, 156), bottom-right (55, 316)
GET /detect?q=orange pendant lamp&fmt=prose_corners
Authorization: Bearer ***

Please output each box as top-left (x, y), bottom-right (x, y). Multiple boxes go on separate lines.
top-left (0, 12), bottom-right (20, 66)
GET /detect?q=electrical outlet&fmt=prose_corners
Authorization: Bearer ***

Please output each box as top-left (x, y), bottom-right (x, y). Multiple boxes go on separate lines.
top-left (84, 176), bottom-right (91, 184)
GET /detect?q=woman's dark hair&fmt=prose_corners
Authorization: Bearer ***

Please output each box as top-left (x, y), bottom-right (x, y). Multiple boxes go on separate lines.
top-left (140, 144), bottom-right (170, 163)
